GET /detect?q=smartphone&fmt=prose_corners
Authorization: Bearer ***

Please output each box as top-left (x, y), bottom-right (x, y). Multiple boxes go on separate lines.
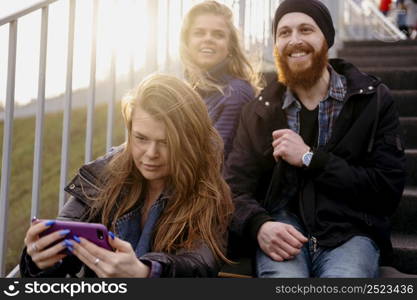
top-left (39, 220), bottom-right (113, 251)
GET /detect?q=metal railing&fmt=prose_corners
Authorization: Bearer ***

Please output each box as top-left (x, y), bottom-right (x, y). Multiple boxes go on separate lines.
top-left (1, 8), bottom-right (19, 280)
top-left (0, 0), bottom-right (124, 277)
top-left (343, 0), bottom-right (407, 41)
top-left (0, 0), bottom-right (279, 278)
top-left (0, 0), bottom-right (59, 278)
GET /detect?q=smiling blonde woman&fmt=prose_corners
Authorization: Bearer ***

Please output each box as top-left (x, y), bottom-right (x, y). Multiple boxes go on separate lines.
top-left (180, 1), bottom-right (262, 159)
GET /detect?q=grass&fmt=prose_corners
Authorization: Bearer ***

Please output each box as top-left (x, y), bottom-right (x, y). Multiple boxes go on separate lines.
top-left (0, 102), bottom-right (125, 274)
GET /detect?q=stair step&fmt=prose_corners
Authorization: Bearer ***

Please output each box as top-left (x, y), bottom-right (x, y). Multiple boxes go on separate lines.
top-left (220, 256), bottom-right (253, 277)
top-left (405, 150), bottom-right (417, 186)
top-left (379, 266), bottom-right (417, 278)
top-left (391, 233), bottom-right (417, 275)
top-left (344, 40), bottom-right (417, 48)
top-left (360, 67), bottom-right (417, 90)
top-left (391, 188), bottom-right (417, 234)
top-left (401, 118), bottom-right (417, 149)
top-left (393, 90), bottom-right (417, 117)
top-left (339, 46), bottom-right (417, 57)
top-left (342, 56), bottom-right (417, 68)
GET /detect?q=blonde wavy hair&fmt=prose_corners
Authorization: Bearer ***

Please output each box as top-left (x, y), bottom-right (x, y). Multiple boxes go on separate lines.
top-left (89, 74), bottom-right (233, 262)
top-left (180, 0), bottom-right (262, 94)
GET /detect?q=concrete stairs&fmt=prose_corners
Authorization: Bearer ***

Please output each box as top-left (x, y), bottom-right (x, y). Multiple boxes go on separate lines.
top-left (340, 40), bottom-right (417, 276)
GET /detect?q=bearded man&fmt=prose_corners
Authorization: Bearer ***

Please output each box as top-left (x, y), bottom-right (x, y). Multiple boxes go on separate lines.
top-left (225, 0), bottom-right (406, 277)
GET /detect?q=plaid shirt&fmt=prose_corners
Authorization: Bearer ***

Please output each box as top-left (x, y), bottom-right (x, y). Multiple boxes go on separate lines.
top-left (282, 65), bottom-right (347, 147)
top-left (275, 66), bottom-right (347, 213)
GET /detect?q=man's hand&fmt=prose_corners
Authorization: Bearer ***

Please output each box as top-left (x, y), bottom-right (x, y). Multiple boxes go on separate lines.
top-left (272, 129), bottom-right (309, 167)
top-left (257, 221), bottom-right (308, 261)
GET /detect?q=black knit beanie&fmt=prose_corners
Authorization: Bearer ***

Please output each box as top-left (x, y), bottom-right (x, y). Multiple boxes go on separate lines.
top-left (272, 0), bottom-right (335, 48)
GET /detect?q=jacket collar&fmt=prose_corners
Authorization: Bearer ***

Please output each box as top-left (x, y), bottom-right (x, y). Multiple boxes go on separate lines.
top-left (254, 75), bottom-right (285, 118)
top-left (206, 57), bottom-right (231, 83)
top-left (64, 144), bottom-right (125, 204)
top-left (254, 79), bottom-right (288, 135)
top-left (329, 58), bottom-right (381, 97)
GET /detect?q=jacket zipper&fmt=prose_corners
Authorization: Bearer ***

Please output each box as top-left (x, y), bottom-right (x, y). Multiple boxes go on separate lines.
top-left (298, 177), bottom-right (318, 253)
top-left (311, 236), bottom-right (318, 253)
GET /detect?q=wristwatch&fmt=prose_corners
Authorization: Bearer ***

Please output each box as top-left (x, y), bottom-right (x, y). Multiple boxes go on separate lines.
top-left (302, 150), bottom-right (314, 167)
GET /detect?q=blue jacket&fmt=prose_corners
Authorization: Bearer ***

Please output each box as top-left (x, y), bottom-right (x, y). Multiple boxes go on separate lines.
top-left (204, 76), bottom-right (254, 160)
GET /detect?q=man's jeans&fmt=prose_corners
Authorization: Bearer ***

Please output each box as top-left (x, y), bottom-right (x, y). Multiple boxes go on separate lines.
top-left (256, 210), bottom-right (380, 278)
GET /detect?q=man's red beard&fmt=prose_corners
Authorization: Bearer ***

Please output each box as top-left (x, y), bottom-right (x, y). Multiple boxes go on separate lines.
top-left (274, 41), bottom-right (328, 90)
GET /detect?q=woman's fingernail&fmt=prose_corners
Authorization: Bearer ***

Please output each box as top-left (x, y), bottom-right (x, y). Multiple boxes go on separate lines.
top-left (31, 216), bottom-right (38, 223)
top-left (73, 235), bottom-right (81, 243)
top-left (64, 239), bottom-right (73, 248)
top-left (109, 231), bottom-right (115, 240)
top-left (44, 220), bottom-right (56, 226)
top-left (60, 229), bottom-right (71, 236)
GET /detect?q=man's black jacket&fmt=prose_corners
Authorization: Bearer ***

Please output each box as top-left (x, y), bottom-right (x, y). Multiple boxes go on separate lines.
top-left (225, 59), bottom-right (406, 263)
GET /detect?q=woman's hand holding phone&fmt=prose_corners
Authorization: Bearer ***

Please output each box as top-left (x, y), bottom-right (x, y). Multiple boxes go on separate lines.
top-left (65, 234), bottom-right (150, 278)
top-left (24, 218), bottom-right (150, 277)
top-left (24, 219), bottom-right (70, 270)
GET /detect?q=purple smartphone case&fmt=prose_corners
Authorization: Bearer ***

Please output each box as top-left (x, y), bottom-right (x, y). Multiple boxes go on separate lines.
top-left (40, 220), bottom-right (112, 251)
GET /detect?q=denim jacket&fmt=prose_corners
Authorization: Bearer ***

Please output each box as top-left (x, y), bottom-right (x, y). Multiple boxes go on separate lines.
top-left (115, 195), bottom-right (165, 258)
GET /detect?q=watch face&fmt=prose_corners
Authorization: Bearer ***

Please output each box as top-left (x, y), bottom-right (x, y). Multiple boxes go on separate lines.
top-left (303, 152), bottom-right (313, 166)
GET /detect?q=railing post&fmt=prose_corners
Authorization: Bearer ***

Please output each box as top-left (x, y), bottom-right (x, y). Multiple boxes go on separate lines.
top-left (0, 20), bottom-right (18, 277)
top-left (85, 0), bottom-right (99, 164)
top-left (59, 0), bottom-right (76, 210)
top-left (146, 0), bottom-right (158, 74)
top-left (239, 0), bottom-right (246, 34)
top-left (164, 1), bottom-right (169, 71)
top-left (31, 6), bottom-right (49, 220)
top-left (323, 0), bottom-right (341, 57)
top-left (106, 48), bottom-right (116, 152)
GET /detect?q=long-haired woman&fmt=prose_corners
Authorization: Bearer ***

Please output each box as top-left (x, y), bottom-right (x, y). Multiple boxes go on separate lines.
top-left (180, 0), bottom-right (262, 159)
top-left (20, 74), bottom-right (234, 277)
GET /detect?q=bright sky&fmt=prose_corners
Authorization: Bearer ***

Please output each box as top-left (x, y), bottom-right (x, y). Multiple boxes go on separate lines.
top-left (0, 0), bottom-right (151, 106)
top-left (0, 0), bottom-right (273, 107)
